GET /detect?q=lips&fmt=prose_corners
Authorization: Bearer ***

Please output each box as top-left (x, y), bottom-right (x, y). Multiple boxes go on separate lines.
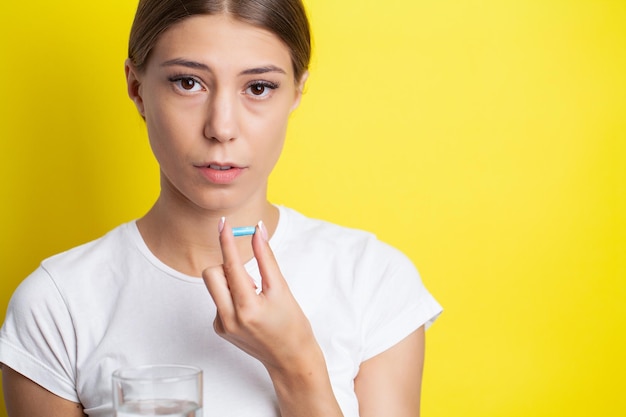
top-left (197, 163), bottom-right (245, 184)
top-left (208, 164), bottom-right (232, 170)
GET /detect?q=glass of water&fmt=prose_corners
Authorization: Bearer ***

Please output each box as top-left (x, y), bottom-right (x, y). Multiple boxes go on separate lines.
top-left (112, 364), bottom-right (203, 416)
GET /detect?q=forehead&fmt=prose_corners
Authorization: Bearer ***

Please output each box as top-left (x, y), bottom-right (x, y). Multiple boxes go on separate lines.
top-left (149, 14), bottom-right (293, 75)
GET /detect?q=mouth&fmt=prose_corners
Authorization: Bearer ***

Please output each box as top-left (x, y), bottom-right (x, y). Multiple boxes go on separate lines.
top-left (196, 163), bottom-right (246, 184)
top-left (208, 164), bottom-right (233, 171)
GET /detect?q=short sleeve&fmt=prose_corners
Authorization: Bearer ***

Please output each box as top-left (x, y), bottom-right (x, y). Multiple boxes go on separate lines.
top-left (0, 266), bottom-right (79, 402)
top-left (355, 239), bottom-right (442, 361)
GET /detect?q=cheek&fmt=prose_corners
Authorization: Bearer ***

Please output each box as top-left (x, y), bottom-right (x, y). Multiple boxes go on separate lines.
top-left (145, 100), bottom-right (194, 149)
top-left (142, 84), bottom-right (194, 144)
top-left (144, 112), bottom-right (190, 170)
top-left (245, 101), bottom-right (292, 141)
top-left (252, 115), bottom-right (288, 155)
top-left (261, 127), bottom-right (288, 174)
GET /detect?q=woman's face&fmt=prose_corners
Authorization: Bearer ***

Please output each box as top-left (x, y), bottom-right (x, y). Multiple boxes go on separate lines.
top-left (126, 14), bottom-right (305, 214)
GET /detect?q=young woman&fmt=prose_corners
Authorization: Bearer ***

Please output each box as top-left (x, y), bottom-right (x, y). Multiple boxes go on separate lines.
top-left (0, 1), bottom-right (442, 416)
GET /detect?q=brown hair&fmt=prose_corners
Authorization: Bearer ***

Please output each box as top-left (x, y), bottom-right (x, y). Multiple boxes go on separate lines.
top-left (128, 0), bottom-right (311, 80)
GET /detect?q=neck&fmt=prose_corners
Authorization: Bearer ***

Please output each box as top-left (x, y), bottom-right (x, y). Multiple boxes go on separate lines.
top-left (136, 192), bottom-right (279, 277)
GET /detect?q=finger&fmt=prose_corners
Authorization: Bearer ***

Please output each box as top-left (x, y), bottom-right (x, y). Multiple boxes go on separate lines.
top-left (202, 265), bottom-right (235, 320)
top-left (252, 220), bottom-right (285, 294)
top-left (219, 218), bottom-right (257, 301)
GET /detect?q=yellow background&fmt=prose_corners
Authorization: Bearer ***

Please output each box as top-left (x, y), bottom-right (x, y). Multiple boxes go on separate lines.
top-left (1, 0), bottom-right (624, 416)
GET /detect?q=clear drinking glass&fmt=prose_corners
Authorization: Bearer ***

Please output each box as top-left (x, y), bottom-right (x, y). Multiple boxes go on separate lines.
top-left (112, 364), bottom-right (203, 417)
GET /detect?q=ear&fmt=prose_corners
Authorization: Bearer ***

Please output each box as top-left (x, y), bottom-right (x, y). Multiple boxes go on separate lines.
top-left (125, 58), bottom-right (145, 118)
top-left (290, 70), bottom-right (309, 112)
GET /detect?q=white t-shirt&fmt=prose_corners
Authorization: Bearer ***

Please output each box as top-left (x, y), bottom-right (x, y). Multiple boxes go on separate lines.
top-left (0, 206), bottom-right (442, 416)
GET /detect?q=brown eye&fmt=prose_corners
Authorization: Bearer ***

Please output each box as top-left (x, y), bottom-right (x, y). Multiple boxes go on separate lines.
top-left (250, 84), bottom-right (266, 96)
top-left (169, 76), bottom-right (203, 93)
top-left (181, 78), bottom-right (196, 90)
top-left (245, 81), bottom-right (278, 99)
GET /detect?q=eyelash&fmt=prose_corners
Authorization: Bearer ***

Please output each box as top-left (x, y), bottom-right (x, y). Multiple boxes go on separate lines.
top-left (168, 74), bottom-right (204, 93)
top-left (245, 80), bottom-right (280, 99)
top-left (167, 74), bottom-right (280, 99)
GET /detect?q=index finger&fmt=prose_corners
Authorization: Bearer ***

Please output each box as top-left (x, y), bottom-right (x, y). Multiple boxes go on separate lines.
top-left (219, 217), bottom-right (258, 302)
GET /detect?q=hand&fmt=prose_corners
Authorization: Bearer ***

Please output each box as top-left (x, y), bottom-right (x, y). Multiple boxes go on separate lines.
top-left (202, 219), bottom-right (319, 374)
top-left (203, 219), bottom-right (344, 417)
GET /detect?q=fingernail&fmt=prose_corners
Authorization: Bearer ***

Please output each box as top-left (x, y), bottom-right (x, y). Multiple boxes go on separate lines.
top-left (218, 217), bottom-right (225, 234)
top-left (257, 220), bottom-right (268, 241)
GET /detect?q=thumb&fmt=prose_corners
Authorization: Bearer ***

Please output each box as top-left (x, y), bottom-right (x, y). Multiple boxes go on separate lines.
top-left (252, 220), bottom-right (284, 294)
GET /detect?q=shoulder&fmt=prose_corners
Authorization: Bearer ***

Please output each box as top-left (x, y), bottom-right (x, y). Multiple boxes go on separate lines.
top-left (9, 222), bottom-right (139, 312)
top-left (275, 207), bottom-right (442, 357)
top-left (4, 221), bottom-right (141, 330)
top-left (277, 205), bottom-right (379, 249)
top-left (274, 206), bottom-right (416, 282)
top-left (0, 224), bottom-right (137, 405)
top-left (40, 222), bottom-right (136, 276)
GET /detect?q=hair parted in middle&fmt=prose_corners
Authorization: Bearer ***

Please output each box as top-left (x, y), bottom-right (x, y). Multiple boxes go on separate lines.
top-left (128, 0), bottom-right (311, 81)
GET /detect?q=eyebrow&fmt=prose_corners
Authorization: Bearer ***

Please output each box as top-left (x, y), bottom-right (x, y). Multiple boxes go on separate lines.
top-left (162, 58), bottom-right (209, 71)
top-left (240, 65), bottom-right (286, 75)
top-left (161, 58), bottom-right (286, 76)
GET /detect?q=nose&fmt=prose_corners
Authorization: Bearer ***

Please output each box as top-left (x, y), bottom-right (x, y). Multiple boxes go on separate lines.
top-left (204, 89), bottom-right (239, 143)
